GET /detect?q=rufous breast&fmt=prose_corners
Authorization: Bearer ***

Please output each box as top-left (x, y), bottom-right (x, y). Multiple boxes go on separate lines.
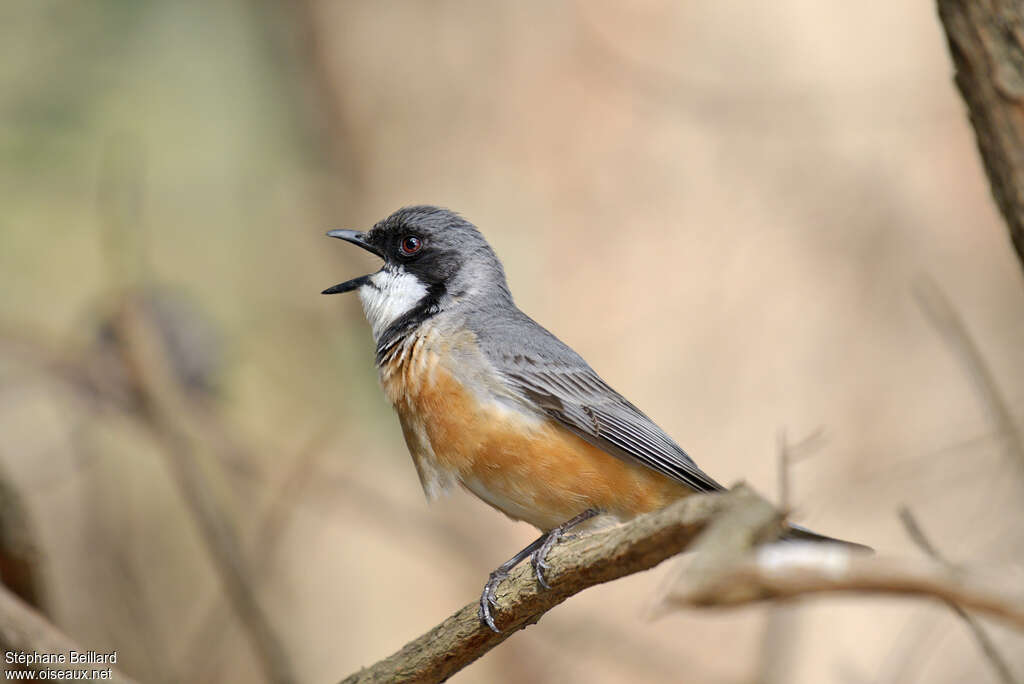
top-left (378, 327), bottom-right (691, 531)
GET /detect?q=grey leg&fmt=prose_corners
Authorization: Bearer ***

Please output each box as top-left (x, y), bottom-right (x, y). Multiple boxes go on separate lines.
top-left (478, 508), bottom-right (600, 633)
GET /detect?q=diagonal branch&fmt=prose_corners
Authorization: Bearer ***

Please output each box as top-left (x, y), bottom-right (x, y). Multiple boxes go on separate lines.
top-left (341, 486), bottom-right (1024, 684)
top-left (340, 488), bottom-right (747, 684)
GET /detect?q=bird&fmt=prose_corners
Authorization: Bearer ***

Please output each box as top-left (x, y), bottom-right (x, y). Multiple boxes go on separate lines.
top-left (322, 206), bottom-right (866, 632)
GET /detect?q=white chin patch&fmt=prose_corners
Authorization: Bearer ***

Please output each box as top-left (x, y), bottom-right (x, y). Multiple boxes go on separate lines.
top-left (358, 266), bottom-right (428, 342)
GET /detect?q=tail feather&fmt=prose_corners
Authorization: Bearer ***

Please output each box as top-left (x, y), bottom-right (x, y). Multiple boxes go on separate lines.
top-left (783, 523), bottom-right (873, 553)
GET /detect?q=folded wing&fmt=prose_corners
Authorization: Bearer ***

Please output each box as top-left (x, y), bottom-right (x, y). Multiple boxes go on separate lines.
top-left (501, 356), bottom-right (724, 493)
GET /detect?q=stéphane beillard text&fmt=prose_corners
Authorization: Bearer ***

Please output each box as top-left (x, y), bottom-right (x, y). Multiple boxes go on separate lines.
top-left (5, 651), bottom-right (117, 665)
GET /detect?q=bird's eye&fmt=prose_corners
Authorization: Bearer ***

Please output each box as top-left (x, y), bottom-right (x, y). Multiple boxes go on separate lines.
top-left (399, 235), bottom-right (422, 256)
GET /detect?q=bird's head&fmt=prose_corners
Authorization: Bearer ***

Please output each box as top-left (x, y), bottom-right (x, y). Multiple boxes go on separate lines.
top-left (323, 206), bottom-right (510, 343)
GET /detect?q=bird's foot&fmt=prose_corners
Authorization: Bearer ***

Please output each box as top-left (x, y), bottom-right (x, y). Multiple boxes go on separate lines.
top-left (478, 567), bottom-right (510, 633)
top-left (529, 529), bottom-right (562, 590)
top-left (478, 508), bottom-right (600, 633)
top-left (531, 508), bottom-right (600, 589)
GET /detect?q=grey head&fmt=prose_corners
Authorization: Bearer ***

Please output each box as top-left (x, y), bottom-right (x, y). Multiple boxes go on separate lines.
top-left (323, 206), bottom-right (512, 354)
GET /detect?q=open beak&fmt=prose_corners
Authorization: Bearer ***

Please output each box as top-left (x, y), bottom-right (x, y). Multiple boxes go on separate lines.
top-left (322, 230), bottom-right (384, 294)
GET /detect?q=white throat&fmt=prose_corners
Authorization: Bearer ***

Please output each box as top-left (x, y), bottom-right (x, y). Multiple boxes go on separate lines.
top-left (357, 266), bottom-right (429, 342)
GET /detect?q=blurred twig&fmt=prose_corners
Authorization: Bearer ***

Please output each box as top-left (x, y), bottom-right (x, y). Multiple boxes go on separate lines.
top-left (914, 276), bottom-right (1024, 480)
top-left (112, 297), bottom-right (297, 684)
top-left (281, 0), bottom-right (368, 201)
top-left (0, 324), bottom-right (106, 400)
top-left (573, 2), bottom-right (951, 134)
top-left (79, 431), bottom-right (173, 684)
top-left (0, 583), bottom-right (138, 684)
top-left (899, 507), bottom-right (1020, 684)
top-left (1, 305), bottom-right (298, 683)
top-left (757, 428), bottom-right (827, 684)
top-left (658, 546), bottom-right (1024, 630)
top-left (775, 427), bottom-right (827, 511)
top-left (186, 423), bottom-right (337, 682)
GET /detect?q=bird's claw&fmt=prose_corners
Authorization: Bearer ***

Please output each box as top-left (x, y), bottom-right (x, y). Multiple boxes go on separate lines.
top-left (478, 569), bottom-right (507, 633)
top-left (530, 529), bottom-right (562, 589)
top-left (477, 508), bottom-right (599, 632)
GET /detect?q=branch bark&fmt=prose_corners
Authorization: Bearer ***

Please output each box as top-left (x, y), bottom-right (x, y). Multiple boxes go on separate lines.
top-left (937, 0), bottom-right (1024, 272)
top-left (341, 486), bottom-right (1024, 684)
top-left (339, 488), bottom-right (749, 684)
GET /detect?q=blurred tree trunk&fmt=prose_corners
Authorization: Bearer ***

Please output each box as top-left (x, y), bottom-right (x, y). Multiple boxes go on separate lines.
top-left (938, 0), bottom-right (1024, 273)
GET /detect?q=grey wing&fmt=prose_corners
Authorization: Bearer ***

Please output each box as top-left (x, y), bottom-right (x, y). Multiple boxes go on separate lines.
top-left (489, 325), bottom-right (724, 493)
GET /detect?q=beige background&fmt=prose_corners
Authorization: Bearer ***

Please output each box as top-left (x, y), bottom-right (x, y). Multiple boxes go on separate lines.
top-left (1, 1), bottom-right (1022, 682)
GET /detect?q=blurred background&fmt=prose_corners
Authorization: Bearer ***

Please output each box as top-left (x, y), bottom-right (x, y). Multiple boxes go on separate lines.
top-left (1, 1), bottom-right (1023, 682)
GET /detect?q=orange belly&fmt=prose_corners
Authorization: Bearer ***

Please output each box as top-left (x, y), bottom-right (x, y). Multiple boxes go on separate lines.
top-left (380, 334), bottom-right (691, 531)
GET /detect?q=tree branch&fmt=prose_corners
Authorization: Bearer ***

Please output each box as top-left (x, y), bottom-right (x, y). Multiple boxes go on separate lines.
top-left (339, 487), bottom-right (749, 684)
top-left (658, 546), bottom-right (1024, 631)
top-left (341, 486), bottom-right (1024, 684)
top-left (937, 0), bottom-right (1024, 272)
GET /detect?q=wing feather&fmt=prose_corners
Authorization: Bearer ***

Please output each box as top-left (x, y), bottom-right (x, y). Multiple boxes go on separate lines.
top-left (502, 358), bottom-right (724, 493)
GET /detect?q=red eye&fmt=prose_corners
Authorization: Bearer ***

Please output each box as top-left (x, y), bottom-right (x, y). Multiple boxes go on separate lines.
top-left (400, 235), bottom-right (422, 255)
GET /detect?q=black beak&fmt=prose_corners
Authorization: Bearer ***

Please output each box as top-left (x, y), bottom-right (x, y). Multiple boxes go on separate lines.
top-left (322, 230), bottom-right (384, 294)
